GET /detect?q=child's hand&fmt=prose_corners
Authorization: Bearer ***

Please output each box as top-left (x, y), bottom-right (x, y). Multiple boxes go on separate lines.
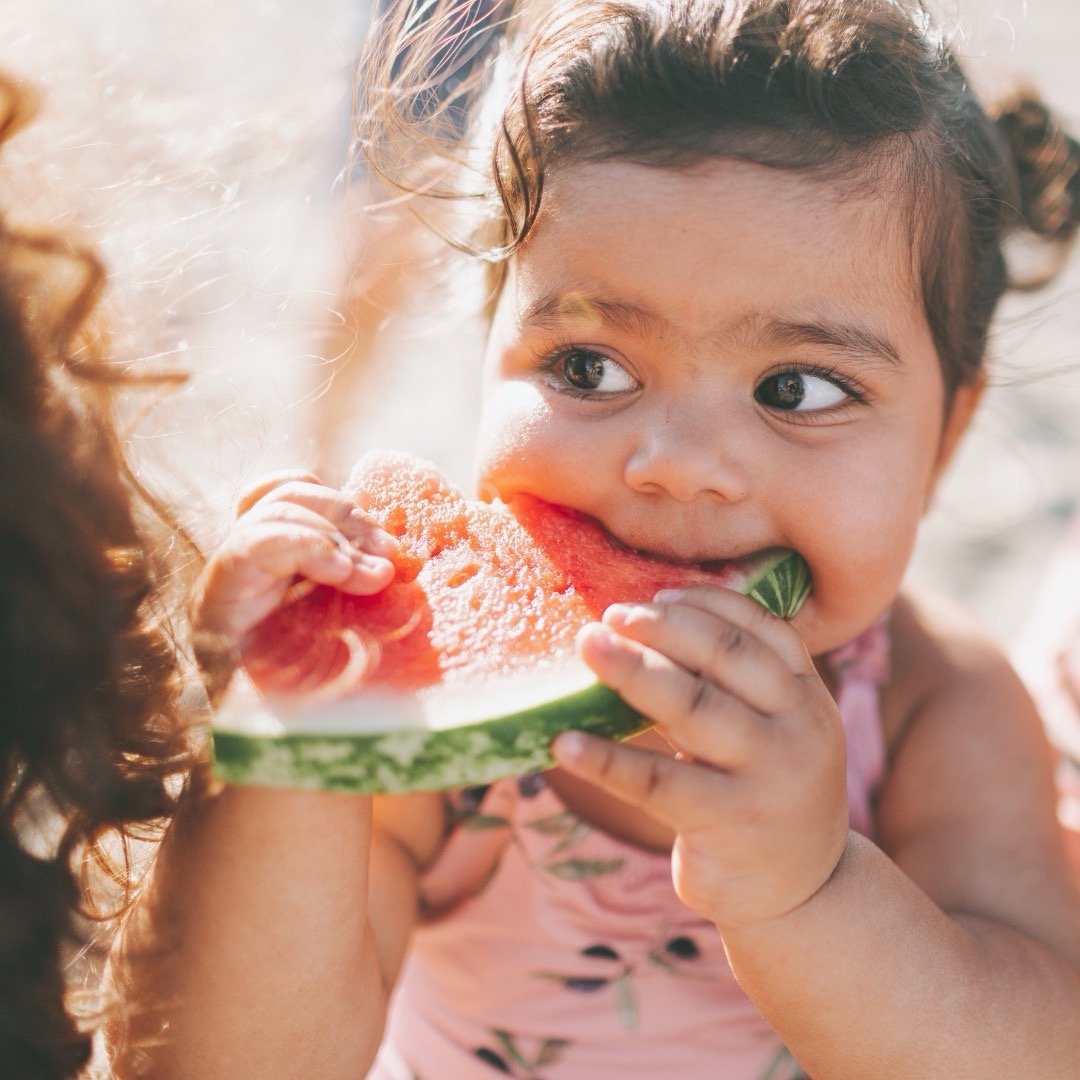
top-left (194, 470), bottom-right (399, 642)
top-left (553, 586), bottom-right (849, 931)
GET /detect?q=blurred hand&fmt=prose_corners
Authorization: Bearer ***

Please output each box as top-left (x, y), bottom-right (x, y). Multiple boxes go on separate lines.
top-left (193, 470), bottom-right (399, 643)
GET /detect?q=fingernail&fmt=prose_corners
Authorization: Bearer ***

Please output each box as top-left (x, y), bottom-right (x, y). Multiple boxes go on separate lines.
top-left (332, 548), bottom-right (356, 569)
top-left (354, 552), bottom-right (392, 574)
top-left (653, 589), bottom-right (681, 602)
top-left (365, 529), bottom-right (399, 557)
top-left (603, 603), bottom-right (633, 627)
top-left (604, 603), bottom-right (653, 628)
top-left (553, 731), bottom-right (586, 763)
top-left (579, 622), bottom-right (619, 654)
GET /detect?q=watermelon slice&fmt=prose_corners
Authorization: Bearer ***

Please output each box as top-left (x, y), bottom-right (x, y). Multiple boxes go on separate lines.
top-left (211, 451), bottom-right (811, 793)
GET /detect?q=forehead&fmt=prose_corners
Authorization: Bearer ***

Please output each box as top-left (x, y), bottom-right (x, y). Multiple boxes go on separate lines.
top-left (509, 158), bottom-right (924, 347)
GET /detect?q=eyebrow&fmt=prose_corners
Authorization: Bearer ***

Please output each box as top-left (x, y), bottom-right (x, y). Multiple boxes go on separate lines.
top-left (520, 289), bottom-right (901, 366)
top-left (760, 318), bottom-right (901, 366)
top-left (521, 290), bottom-right (672, 339)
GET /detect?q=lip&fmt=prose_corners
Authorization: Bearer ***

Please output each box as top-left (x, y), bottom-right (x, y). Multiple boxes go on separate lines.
top-left (564, 504), bottom-right (783, 574)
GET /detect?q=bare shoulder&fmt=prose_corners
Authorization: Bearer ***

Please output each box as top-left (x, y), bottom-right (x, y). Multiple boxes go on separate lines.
top-left (882, 584), bottom-right (1054, 809)
top-left (877, 588), bottom-right (1080, 958)
top-left (880, 588), bottom-right (1020, 738)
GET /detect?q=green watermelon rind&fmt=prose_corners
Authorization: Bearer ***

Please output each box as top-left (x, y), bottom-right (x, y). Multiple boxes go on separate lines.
top-left (745, 549), bottom-right (812, 620)
top-left (211, 549), bottom-right (811, 793)
top-left (212, 680), bottom-right (646, 793)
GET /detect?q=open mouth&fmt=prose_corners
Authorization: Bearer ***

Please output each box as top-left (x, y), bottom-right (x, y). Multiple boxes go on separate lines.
top-left (590, 514), bottom-right (784, 577)
top-left (577, 512), bottom-right (811, 620)
top-left (505, 494), bottom-right (810, 617)
top-left (696, 550), bottom-right (788, 576)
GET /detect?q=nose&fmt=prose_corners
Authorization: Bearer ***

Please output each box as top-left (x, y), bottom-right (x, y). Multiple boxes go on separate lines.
top-left (623, 407), bottom-right (752, 504)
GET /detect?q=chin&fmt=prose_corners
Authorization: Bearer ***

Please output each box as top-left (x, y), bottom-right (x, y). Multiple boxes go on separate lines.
top-left (796, 601), bottom-right (891, 658)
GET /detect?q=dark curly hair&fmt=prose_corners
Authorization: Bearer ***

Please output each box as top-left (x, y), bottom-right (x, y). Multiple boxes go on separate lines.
top-left (0, 76), bottom-right (195, 1079)
top-left (361, 0), bottom-right (1080, 400)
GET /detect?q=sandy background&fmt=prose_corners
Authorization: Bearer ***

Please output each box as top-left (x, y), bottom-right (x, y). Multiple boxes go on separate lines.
top-left (0, 0), bottom-right (1078, 652)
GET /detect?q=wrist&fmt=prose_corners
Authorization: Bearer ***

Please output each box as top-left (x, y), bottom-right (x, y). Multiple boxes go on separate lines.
top-left (712, 827), bottom-right (856, 938)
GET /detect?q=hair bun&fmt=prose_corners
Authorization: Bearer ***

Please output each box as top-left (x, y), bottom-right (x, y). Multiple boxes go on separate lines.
top-left (995, 88), bottom-right (1080, 244)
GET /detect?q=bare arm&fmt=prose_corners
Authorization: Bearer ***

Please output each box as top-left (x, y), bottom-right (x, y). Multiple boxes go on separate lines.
top-left (553, 588), bottom-right (1080, 1076)
top-left (106, 470), bottom-right (437, 1077)
top-left (108, 780), bottom-right (442, 1079)
top-left (714, 599), bottom-right (1080, 1076)
top-left (723, 839), bottom-right (1080, 1078)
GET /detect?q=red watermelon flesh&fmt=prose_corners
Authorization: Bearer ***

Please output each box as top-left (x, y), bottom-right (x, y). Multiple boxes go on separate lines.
top-left (241, 450), bottom-right (787, 702)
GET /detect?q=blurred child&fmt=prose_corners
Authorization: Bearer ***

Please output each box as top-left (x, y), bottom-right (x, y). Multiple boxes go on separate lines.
top-left (117, 3), bottom-right (1080, 1077)
top-left (308, 0), bottom-right (509, 474)
top-left (0, 75), bottom-right (194, 1079)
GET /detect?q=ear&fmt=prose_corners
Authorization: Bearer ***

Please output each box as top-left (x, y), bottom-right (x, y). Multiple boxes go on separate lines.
top-left (931, 372), bottom-right (986, 487)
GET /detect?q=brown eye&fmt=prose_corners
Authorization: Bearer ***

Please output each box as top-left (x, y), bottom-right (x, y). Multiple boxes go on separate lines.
top-left (562, 350), bottom-right (607, 390)
top-left (550, 348), bottom-right (638, 396)
top-left (756, 373), bottom-right (806, 409)
top-left (755, 370), bottom-right (850, 412)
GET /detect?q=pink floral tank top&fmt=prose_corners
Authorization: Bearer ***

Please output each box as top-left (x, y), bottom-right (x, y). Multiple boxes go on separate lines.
top-left (370, 618), bottom-right (890, 1080)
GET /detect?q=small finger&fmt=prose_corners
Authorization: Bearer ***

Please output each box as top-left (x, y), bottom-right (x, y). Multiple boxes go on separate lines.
top-left (551, 730), bottom-right (722, 832)
top-left (602, 601), bottom-right (796, 715)
top-left (237, 521), bottom-right (395, 595)
top-left (235, 470), bottom-right (323, 516)
top-left (244, 482), bottom-right (399, 560)
top-left (295, 536), bottom-right (396, 596)
top-left (343, 509), bottom-right (400, 560)
top-left (652, 585), bottom-right (813, 675)
top-left (577, 622), bottom-right (763, 768)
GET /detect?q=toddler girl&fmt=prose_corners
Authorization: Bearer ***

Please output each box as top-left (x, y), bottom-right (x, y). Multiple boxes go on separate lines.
top-left (118, 2), bottom-right (1080, 1077)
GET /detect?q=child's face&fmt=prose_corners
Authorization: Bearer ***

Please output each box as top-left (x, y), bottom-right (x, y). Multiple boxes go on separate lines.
top-left (476, 159), bottom-right (971, 655)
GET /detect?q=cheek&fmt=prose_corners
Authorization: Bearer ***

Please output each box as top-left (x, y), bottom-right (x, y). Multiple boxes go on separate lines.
top-left (782, 434), bottom-right (934, 650)
top-left (473, 382), bottom-right (566, 499)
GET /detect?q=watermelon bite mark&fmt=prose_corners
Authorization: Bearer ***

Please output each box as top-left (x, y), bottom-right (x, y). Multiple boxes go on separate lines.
top-left (212, 451), bottom-right (811, 793)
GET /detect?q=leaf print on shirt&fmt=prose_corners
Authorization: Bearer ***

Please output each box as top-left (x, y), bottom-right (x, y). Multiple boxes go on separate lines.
top-left (545, 857), bottom-right (625, 881)
top-left (454, 784), bottom-right (491, 815)
top-left (517, 773), bottom-right (546, 797)
top-left (664, 935), bottom-right (700, 958)
top-left (513, 799), bottom-right (624, 879)
top-left (757, 1044), bottom-right (811, 1080)
top-left (533, 933), bottom-right (714, 1034)
top-left (645, 935), bottom-right (716, 981)
top-left (525, 810), bottom-right (591, 854)
top-left (473, 1030), bottom-right (571, 1078)
top-left (534, 943), bottom-right (639, 1031)
top-left (465, 812), bottom-right (514, 831)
